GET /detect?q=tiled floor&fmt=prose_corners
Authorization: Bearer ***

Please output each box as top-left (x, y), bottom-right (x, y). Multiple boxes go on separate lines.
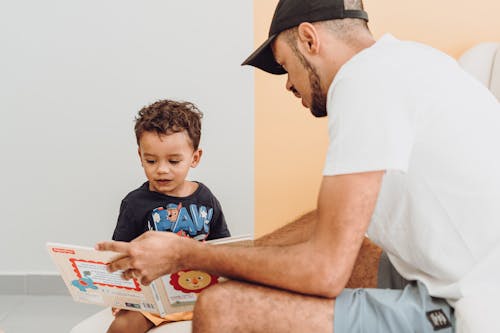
top-left (0, 295), bottom-right (101, 333)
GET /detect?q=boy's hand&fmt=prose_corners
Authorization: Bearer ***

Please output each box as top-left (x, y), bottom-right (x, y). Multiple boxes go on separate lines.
top-left (111, 307), bottom-right (121, 316)
top-left (96, 231), bottom-right (201, 285)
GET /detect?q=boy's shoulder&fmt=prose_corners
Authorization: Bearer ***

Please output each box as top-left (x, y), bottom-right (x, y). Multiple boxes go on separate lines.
top-left (121, 182), bottom-right (151, 201)
top-left (192, 181), bottom-right (215, 198)
top-left (191, 182), bottom-right (224, 209)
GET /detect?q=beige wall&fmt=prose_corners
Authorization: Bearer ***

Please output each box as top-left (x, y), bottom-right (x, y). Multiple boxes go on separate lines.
top-left (254, 0), bottom-right (500, 237)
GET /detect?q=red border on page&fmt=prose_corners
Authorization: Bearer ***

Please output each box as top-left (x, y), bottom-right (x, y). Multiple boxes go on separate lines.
top-left (69, 258), bottom-right (142, 291)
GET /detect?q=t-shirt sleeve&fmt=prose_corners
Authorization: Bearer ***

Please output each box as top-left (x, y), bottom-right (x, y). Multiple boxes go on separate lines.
top-left (206, 196), bottom-right (231, 240)
top-left (323, 71), bottom-right (416, 176)
top-left (112, 200), bottom-right (143, 242)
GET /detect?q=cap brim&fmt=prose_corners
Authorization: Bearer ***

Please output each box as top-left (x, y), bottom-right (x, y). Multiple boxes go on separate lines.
top-left (241, 34), bottom-right (287, 75)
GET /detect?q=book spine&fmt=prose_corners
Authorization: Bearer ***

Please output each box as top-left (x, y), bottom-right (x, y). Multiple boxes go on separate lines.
top-left (150, 280), bottom-right (166, 318)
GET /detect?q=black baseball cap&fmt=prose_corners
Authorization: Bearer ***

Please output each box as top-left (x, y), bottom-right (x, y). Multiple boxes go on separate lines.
top-left (241, 0), bottom-right (369, 75)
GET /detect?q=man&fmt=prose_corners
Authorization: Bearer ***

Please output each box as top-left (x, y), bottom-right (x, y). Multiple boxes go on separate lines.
top-left (99, 0), bottom-right (500, 332)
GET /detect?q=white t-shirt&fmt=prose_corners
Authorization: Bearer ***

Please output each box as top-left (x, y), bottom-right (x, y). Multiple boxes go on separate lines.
top-left (324, 34), bottom-right (500, 332)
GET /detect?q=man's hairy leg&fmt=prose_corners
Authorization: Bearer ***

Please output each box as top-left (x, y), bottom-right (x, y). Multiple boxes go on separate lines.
top-left (192, 280), bottom-right (334, 333)
top-left (255, 210), bottom-right (382, 288)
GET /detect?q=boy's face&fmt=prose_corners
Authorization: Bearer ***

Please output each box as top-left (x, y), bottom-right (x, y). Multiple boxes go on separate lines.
top-left (138, 131), bottom-right (201, 197)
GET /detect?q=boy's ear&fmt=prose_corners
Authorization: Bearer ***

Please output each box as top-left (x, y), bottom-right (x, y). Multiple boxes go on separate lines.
top-left (191, 149), bottom-right (203, 168)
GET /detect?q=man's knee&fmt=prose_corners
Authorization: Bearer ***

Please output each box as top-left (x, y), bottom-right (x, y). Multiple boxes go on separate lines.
top-left (193, 281), bottom-right (238, 331)
top-left (194, 282), bottom-right (232, 315)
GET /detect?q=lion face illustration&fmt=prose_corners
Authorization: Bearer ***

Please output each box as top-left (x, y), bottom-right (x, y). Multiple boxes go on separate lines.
top-left (169, 270), bottom-right (219, 293)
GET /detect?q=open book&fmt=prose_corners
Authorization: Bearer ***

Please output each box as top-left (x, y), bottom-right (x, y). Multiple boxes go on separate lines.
top-left (46, 235), bottom-right (252, 317)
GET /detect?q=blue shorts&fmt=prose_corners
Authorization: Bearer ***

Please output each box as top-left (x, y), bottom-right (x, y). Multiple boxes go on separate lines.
top-left (334, 253), bottom-right (455, 333)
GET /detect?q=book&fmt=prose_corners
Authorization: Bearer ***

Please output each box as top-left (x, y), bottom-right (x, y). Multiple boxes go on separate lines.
top-left (46, 235), bottom-right (252, 317)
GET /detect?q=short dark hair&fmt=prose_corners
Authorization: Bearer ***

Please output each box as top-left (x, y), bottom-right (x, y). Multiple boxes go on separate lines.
top-left (134, 99), bottom-right (203, 150)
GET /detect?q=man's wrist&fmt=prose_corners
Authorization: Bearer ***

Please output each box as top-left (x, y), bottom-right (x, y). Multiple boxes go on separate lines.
top-left (177, 237), bottom-right (206, 271)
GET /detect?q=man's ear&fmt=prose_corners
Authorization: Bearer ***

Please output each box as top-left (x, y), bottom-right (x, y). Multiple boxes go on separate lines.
top-left (297, 22), bottom-right (320, 55)
top-left (191, 149), bottom-right (203, 168)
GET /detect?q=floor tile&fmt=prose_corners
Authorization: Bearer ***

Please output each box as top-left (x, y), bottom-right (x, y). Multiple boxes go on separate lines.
top-left (0, 295), bottom-right (101, 333)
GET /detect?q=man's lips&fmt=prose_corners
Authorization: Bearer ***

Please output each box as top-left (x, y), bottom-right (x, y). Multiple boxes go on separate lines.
top-left (290, 89), bottom-right (307, 107)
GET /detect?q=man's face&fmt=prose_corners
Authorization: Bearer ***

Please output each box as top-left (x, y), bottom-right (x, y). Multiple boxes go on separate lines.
top-left (272, 35), bottom-right (327, 117)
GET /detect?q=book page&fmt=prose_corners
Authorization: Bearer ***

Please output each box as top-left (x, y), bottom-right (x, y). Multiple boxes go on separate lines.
top-left (47, 243), bottom-right (161, 315)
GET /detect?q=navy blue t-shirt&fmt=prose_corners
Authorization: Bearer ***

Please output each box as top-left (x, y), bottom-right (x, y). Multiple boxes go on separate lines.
top-left (112, 181), bottom-right (230, 242)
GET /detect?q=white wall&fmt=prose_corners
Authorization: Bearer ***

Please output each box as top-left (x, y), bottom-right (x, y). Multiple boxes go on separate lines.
top-left (0, 0), bottom-right (254, 273)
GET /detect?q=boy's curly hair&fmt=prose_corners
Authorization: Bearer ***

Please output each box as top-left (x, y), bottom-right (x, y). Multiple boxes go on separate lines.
top-left (135, 99), bottom-right (203, 150)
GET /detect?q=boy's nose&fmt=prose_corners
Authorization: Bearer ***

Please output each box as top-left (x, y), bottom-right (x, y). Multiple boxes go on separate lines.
top-left (157, 161), bottom-right (170, 173)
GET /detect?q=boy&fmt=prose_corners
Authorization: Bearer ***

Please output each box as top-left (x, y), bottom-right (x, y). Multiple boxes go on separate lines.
top-left (108, 99), bottom-right (230, 333)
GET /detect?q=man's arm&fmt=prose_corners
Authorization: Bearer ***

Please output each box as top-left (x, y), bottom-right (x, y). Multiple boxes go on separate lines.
top-left (254, 209), bottom-right (381, 288)
top-left (99, 171), bottom-right (384, 297)
top-left (254, 210), bottom-right (317, 246)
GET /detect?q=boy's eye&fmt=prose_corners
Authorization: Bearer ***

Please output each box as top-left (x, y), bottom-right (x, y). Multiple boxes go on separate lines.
top-left (146, 160), bottom-right (156, 164)
top-left (169, 160), bottom-right (180, 165)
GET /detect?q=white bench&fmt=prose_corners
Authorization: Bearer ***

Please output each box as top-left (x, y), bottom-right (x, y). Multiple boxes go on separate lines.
top-left (70, 308), bottom-right (192, 333)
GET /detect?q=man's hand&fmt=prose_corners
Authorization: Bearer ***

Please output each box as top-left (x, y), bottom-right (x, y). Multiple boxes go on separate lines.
top-left (96, 231), bottom-right (200, 285)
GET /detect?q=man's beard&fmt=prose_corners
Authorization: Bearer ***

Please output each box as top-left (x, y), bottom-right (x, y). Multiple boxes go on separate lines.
top-left (308, 64), bottom-right (327, 118)
top-left (295, 51), bottom-right (327, 117)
